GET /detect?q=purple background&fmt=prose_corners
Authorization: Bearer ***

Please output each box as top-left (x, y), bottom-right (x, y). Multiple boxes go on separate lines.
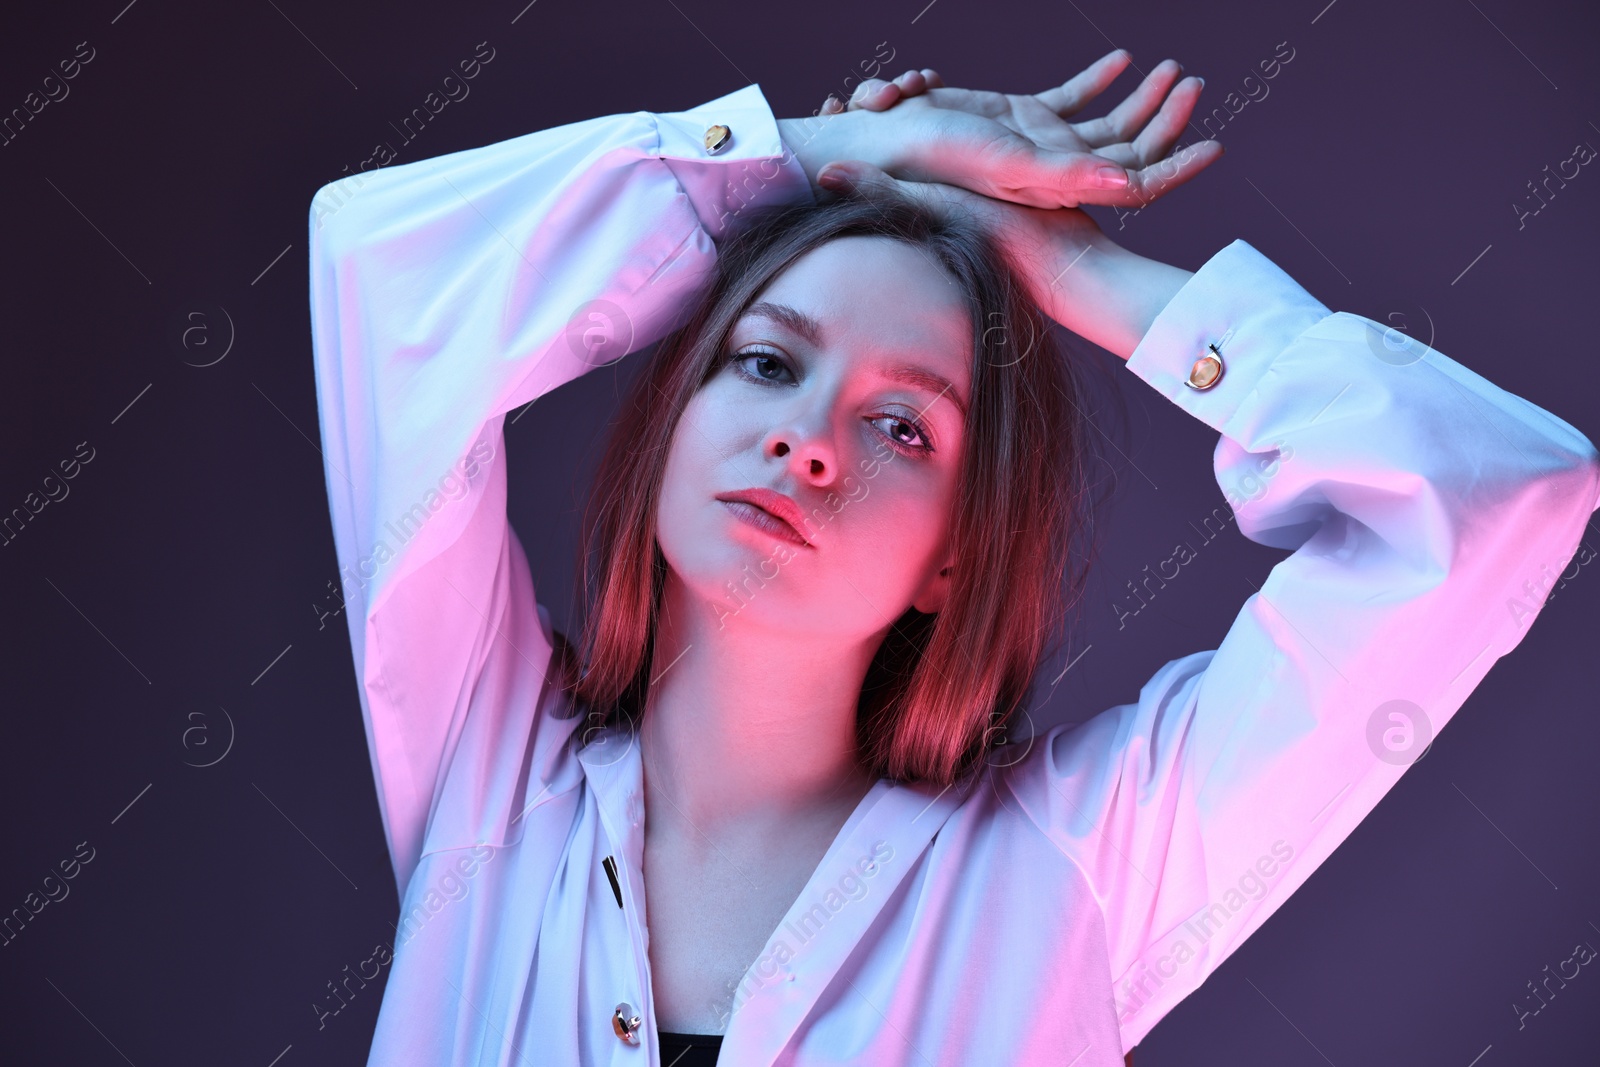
top-left (2, 0), bottom-right (1597, 1063)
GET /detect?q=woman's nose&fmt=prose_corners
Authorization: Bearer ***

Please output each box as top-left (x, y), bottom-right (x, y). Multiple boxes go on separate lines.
top-left (772, 438), bottom-right (826, 480)
top-left (766, 418), bottom-right (838, 486)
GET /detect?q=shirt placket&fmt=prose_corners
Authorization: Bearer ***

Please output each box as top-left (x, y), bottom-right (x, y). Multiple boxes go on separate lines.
top-left (580, 728), bottom-right (657, 1063)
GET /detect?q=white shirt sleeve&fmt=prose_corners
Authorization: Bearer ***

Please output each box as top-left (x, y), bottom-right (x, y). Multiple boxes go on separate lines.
top-left (308, 83), bottom-right (813, 895)
top-left (998, 238), bottom-right (1600, 1051)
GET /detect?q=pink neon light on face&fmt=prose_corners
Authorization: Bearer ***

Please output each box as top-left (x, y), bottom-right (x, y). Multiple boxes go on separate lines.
top-left (655, 235), bottom-right (972, 638)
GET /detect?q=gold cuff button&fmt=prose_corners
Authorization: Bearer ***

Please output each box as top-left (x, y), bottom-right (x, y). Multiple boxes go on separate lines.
top-left (704, 124), bottom-right (731, 154)
top-left (613, 1002), bottom-right (642, 1044)
top-left (1185, 343), bottom-right (1224, 390)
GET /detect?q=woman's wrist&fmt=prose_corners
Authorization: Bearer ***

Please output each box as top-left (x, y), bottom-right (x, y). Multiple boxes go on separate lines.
top-left (1063, 238), bottom-right (1193, 361)
top-left (777, 111), bottom-right (886, 192)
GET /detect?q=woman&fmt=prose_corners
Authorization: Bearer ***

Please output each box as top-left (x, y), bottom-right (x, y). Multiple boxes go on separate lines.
top-left (307, 51), bottom-right (1599, 1066)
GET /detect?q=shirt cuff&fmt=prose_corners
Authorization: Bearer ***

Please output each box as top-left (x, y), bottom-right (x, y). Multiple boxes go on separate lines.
top-left (1124, 239), bottom-right (1333, 435)
top-left (652, 82), bottom-right (815, 242)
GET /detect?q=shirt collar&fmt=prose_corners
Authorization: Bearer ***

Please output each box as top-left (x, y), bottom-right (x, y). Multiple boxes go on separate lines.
top-left (578, 719), bottom-right (982, 1065)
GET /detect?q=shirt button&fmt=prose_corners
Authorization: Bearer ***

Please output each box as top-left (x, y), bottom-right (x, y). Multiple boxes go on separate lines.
top-left (704, 123), bottom-right (732, 153)
top-left (1185, 343), bottom-right (1224, 390)
top-left (613, 1002), bottom-right (643, 1045)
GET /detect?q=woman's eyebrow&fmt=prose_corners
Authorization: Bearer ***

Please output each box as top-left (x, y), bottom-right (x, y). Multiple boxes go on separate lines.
top-left (743, 301), bottom-right (968, 417)
top-left (746, 301), bottom-right (824, 347)
top-left (882, 364), bottom-right (966, 419)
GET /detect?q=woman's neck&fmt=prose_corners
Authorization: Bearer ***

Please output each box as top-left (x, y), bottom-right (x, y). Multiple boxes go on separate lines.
top-left (639, 573), bottom-right (882, 846)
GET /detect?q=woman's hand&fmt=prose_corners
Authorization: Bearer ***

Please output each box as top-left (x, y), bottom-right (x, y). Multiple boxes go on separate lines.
top-left (813, 160), bottom-right (1192, 361)
top-left (813, 50), bottom-right (1222, 211)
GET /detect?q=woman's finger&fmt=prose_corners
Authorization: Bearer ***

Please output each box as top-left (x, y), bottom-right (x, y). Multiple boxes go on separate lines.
top-left (1112, 139), bottom-right (1224, 206)
top-left (1032, 49), bottom-right (1134, 118)
top-left (892, 70), bottom-right (929, 97)
top-left (1125, 75), bottom-right (1206, 166)
top-left (815, 160), bottom-right (968, 222)
top-left (848, 78), bottom-right (903, 110)
top-left (818, 159), bottom-right (905, 202)
top-left (1070, 58), bottom-right (1185, 149)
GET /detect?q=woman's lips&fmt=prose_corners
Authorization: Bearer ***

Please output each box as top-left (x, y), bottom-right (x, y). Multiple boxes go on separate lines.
top-left (718, 499), bottom-right (811, 547)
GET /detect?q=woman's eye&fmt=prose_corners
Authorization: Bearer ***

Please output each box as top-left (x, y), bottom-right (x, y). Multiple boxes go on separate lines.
top-left (731, 349), bottom-right (793, 383)
top-left (872, 414), bottom-right (933, 453)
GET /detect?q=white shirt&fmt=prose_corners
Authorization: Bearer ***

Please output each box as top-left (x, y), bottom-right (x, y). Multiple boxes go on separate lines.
top-left (307, 83), bottom-right (1600, 1066)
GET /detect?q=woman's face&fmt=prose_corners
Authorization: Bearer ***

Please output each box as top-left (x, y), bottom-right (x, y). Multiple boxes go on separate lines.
top-left (656, 235), bottom-right (973, 640)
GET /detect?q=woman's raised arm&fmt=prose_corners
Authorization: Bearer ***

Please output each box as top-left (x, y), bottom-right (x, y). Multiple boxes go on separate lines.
top-left (997, 239), bottom-right (1600, 1052)
top-left (308, 84), bottom-right (814, 896)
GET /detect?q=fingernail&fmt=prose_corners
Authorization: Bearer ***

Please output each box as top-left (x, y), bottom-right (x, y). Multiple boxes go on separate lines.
top-left (818, 165), bottom-right (851, 190)
top-left (1094, 166), bottom-right (1129, 189)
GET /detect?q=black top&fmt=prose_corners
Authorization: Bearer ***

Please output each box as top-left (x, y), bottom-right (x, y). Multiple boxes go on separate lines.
top-left (657, 1028), bottom-right (723, 1065)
